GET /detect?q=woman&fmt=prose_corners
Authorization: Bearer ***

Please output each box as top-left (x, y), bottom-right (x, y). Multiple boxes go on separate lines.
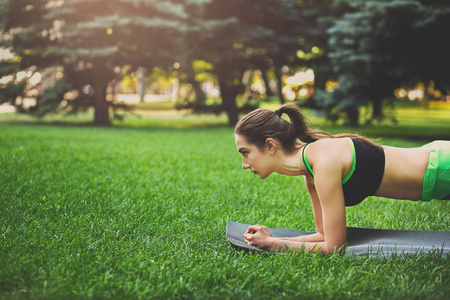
top-left (235, 103), bottom-right (449, 254)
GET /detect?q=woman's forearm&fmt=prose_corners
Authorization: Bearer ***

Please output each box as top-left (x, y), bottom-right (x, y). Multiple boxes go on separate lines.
top-left (270, 237), bottom-right (340, 254)
top-left (277, 232), bottom-right (325, 243)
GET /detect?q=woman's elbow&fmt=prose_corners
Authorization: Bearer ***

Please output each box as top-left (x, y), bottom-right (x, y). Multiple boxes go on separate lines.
top-left (322, 241), bottom-right (346, 254)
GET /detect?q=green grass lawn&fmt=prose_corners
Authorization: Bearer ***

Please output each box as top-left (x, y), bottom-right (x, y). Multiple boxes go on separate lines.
top-left (1, 123), bottom-right (449, 299)
top-left (0, 103), bottom-right (449, 299)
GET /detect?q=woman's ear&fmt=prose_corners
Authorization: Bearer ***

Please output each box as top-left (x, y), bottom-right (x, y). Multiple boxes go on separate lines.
top-left (265, 138), bottom-right (277, 153)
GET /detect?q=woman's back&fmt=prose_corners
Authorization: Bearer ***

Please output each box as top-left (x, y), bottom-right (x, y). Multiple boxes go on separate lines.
top-left (375, 145), bottom-right (429, 200)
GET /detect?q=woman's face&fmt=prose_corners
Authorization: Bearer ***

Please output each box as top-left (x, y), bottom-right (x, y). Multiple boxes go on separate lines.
top-left (235, 134), bottom-right (274, 179)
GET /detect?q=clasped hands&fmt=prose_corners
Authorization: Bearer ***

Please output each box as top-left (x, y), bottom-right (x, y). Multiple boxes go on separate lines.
top-left (243, 224), bottom-right (275, 251)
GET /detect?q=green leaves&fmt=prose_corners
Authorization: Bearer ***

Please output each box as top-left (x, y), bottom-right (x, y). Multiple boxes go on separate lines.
top-left (320, 0), bottom-right (450, 125)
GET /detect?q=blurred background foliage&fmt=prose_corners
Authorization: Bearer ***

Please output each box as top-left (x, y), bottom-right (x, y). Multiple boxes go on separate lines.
top-left (1, 0), bottom-right (449, 127)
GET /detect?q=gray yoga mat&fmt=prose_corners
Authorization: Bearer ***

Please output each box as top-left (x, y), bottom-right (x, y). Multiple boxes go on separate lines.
top-left (227, 220), bottom-right (450, 256)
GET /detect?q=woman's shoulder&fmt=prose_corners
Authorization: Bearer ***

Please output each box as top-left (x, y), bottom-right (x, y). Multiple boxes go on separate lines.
top-left (305, 138), bottom-right (353, 182)
top-left (308, 138), bottom-right (351, 151)
top-left (306, 138), bottom-right (352, 165)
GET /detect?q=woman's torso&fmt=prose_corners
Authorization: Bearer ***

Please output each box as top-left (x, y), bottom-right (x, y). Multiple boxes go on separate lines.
top-left (375, 145), bottom-right (429, 200)
top-left (303, 138), bottom-right (429, 202)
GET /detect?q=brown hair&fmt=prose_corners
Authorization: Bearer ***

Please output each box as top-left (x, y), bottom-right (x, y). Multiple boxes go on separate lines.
top-left (234, 103), bottom-right (380, 153)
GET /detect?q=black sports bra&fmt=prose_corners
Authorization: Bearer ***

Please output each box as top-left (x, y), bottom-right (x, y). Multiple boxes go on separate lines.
top-left (302, 138), bottom-right (385, 206)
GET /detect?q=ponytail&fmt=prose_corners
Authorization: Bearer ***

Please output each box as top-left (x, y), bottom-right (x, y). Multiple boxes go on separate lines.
top-left (235, 103), bottom-right (381, 153)
top-left (276, 103), bottom-right (332, 144)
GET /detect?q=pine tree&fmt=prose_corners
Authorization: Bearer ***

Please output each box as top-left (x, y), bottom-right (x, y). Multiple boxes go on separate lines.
top-left (180, 0), bottom-right (304, 125)
top-left (324, 0), bottom-right (450, 126)
top-left (49, 0), bottom-right (190, 125)
top-left (0, 0), bottom-right (62, 114)
top-left (1, 0), bottom-right (190, 125)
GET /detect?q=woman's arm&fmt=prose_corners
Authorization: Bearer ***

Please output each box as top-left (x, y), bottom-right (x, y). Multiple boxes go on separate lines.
top-left (244, 141), bottom-right (348, 253)
top-left (277, 177), bottom-right (325, 243)
top-left (244, 180), bottom-right (346, 253)
top-left (308, 155), bottom-right (347, 253)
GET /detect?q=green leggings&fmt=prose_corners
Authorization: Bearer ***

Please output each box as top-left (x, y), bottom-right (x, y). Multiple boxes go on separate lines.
top-left (421, 140), bottom-right (450, 201)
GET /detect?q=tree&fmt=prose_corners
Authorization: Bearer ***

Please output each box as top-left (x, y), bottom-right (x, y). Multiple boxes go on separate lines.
top-left (298, 0), bottom-right (353, 90)
top-left (237, 0), bottom-right (304, 105)
top-left (321, 0), bottom-right (450, 126)
top-left (0, 0), bottom-right (62, 115)
top-left (401, 0), bottom-right (450, 95)
top-left (1, 0), bottom-right (191, 125)
top-left (172, 0), bottom-right (274, 126)
top-left (179, 0), bottom-right (304, 125)
top-left (50, 0), bottom-right (193, 125)
top-left (170, 0), bottom-right (233, 112)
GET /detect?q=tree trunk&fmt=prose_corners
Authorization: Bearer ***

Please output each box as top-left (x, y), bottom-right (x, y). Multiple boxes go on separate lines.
top-left (346, 105), bottom-right (359, 127)
top-left (274, 66), bottom-right (285, 104)
top-left (261, 69), bottom-right (274, 97)
top-left (92, 75), bottom-right (111, 126)
top-left (219, 80), bottom-right (239, 127)
top-left (191, 79), bottom-right (206, 105)
top-left (216, 68), bottom-right (239, 127)
top-left (371, 99), bottom-right (383, 121)
top-left (185, 62), bottom-right (206, 105)
top-left (136, 67), bottom-right (145, 103)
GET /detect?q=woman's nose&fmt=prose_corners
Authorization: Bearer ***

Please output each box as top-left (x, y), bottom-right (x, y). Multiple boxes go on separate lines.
top-left (242, 161), bottom-right (250, 169)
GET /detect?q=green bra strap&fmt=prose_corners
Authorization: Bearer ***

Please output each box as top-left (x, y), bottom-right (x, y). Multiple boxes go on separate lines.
top-left (301, 144), bottom-right (314, 183)
top-left (342, 138), bottom-right (356, 184)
